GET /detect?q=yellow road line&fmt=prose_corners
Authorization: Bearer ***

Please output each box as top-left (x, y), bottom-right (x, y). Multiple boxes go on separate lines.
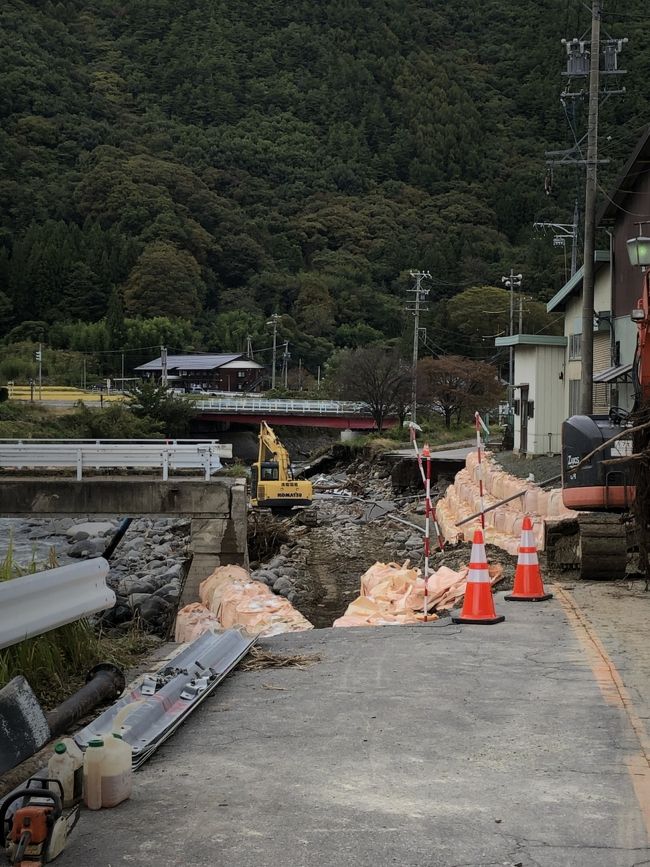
top-left (554, 584), bottom-right (650, 840)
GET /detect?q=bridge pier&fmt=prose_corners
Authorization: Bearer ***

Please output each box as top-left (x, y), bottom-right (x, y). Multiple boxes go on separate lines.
top-left (0, 478), bottom-right (248, 603)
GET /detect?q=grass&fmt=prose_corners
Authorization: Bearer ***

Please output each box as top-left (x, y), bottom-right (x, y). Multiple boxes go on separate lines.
top-left (218, 461), bottom-right (249, 478)
top-left (0, 544), bottom-right (156, 709)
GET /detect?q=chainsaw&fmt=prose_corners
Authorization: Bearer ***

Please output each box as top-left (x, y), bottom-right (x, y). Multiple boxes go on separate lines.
top-left (0, 779), bottom-right (79, 866)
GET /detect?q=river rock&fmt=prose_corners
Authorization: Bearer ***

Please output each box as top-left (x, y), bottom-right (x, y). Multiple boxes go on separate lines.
top-left (139, 595), bottom-right (172, 627)
top-left (66, 521), bottom-right (116, 540)
top-left (68, 538), bottom-right (105, 557)
top-left (128, 592), bottom-right (150, 609)
top-left (157, 563), bottom-right (183, 582)
top-left (253, 570), bottom-right (276, 586)
top-left (121, 579), bottom-right (157, 595)
top-left (154, 583), bottom-right (180, 603)
top-left (273, 577), bottom-right (293, 596)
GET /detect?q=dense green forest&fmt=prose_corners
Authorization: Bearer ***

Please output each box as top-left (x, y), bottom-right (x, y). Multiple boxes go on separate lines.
top-left (0, 0), bottom-right (648, 376)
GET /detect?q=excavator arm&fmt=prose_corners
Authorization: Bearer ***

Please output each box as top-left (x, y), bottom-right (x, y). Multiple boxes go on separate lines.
top-left (257, 421), bottom-right (292, 481)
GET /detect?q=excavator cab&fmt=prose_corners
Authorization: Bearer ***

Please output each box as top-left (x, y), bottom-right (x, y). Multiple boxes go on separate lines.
top-left (260, 461), bottom-right (280, 481)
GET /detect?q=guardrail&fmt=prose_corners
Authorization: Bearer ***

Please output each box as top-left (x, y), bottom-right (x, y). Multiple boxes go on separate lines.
top-left (196, 397), bottom-right (373, 416)
top-left (0, 558), bottom-right (115, 650)
top-left (0, 440), bottom-right (233, 480)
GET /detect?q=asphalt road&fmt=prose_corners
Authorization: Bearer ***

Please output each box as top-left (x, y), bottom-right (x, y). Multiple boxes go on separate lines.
top-left (58, 593), bottom-right (649, 867)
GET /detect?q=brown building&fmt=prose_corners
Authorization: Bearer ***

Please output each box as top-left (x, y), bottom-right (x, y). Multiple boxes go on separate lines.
top-left (135, 353), bottom-right (266, 393)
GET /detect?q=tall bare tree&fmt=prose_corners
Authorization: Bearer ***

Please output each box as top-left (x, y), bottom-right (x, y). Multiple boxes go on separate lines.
top-left (330, 347), bottom-right (410, 432)
top-left (418, 356), bottom-right (504, 428)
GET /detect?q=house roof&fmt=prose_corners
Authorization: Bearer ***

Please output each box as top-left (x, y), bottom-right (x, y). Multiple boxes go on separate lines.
top-left (219, 359), bottom-right (264, 370)
top-left (592, 362), bottom-right (633, 383)
top-left (494, 334), bottom-right (567, 347)
top-left (546, 250), bottom-right (610, 312)
top-left (597, 124), bottom-right (650, 224)
top-left (135, 353), bottom-right (245, 372)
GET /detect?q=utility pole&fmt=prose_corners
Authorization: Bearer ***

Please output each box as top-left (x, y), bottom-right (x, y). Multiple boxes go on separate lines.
top-left (267, 314), bottom-right (280, 389)
top-left (407, 270), bottom-right (431, 425)
top-left (546, 15), bottom-right (627, 411)
top-left (161, 345), bottom-right (168, 388)
top-left (121, 352), bottom-right (125, 392)
top-left (245, 335), bottom-right (253, 360)
top-left (82, 357), bottom-right (86, 391)
top-left (501, 271), bottom-right (523, 404)
top-left (580, 0), bottom-right (602, 416)
top-left (37, 343), bottom-right (42, 401)
top-left (281, 341), bottom-right (289, 389)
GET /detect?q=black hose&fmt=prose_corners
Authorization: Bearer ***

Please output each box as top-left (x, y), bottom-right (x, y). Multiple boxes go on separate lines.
top-left (101, 517), bottom-right (132, 561)
top-left (45, 664), bottom-right (125, 738)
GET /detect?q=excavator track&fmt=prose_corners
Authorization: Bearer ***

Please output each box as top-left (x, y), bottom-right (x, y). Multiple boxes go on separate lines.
top-left (577, 513), bottom-right (628, 580)
top-left (545, 512), bottom-right (631, 580)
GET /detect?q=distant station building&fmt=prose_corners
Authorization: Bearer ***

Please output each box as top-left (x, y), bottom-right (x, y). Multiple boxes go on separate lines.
top-left (135, 353), bottom-right (265, 393)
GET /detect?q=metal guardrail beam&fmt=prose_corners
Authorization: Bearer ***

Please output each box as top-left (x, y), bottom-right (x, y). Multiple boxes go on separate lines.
top-left (0, 558), bottom-right (115, 650)
top-left (0, 441), bottom-right (233, 480)
top-left (195, 397), bottom-right (374, 416)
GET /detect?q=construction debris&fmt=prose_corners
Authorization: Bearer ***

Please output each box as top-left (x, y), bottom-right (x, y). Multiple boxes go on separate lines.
top-left (241, 647), bottom-right (321, 672)
top-left (333, 558), bottom-right (504, 628)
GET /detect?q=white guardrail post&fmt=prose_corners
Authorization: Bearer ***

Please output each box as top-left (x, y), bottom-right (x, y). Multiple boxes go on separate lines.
top-left (0, 558), bottom-right (115, 650)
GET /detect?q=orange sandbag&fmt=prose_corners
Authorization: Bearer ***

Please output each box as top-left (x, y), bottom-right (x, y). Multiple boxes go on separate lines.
top-left (200, 564), bottom-right (251, 609)
top-left (174, 602), bottom-right (221, 643)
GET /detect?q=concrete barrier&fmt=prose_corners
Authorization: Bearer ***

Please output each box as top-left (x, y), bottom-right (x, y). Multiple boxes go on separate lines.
top-left (0, 478), bottom-right (248, 603)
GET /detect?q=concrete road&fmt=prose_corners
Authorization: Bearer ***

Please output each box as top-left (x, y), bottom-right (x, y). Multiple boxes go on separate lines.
top-left (59, 594), bottom-right (649, 866)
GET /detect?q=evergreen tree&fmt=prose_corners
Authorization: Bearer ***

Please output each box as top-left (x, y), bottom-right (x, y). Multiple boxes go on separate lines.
top-left (106, 286), bottom-right (127, 350)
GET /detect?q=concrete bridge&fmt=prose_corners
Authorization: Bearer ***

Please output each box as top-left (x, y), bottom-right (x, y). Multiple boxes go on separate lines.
top-left (0, 477), bottom-right (248, 603)
top-left (194, 396), bottom-right (397, 429)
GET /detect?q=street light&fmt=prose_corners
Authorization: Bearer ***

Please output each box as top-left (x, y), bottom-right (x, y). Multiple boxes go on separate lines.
top-left (501, 271), bottom-right (523, 409)
top-left (626, 234), bottom-right (650, 269)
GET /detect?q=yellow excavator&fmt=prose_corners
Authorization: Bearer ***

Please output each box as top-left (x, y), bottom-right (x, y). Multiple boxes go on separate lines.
top-left (250, 421), bottom-right (313, 514)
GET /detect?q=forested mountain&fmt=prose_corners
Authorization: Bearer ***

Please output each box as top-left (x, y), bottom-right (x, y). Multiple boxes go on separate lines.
top-left (0, 0), bottom-right (648, 370)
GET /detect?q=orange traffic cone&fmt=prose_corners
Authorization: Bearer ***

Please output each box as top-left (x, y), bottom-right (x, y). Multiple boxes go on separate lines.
top-left (452, 528), bottom-right (505, 625)
top-left (505, 516), bottom-right (553, 602)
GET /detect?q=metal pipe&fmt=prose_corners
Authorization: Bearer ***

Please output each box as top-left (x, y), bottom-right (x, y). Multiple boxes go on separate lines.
top-left (46, 664), bottom-right (125, 738)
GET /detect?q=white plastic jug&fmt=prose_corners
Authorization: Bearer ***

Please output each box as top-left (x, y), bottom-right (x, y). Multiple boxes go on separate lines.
top-left (83, 739), bottom-right (105, 810)
top-left (48, 739), bottom-right (83, 807)
top-left (100, 733), bottom-right (132, 808)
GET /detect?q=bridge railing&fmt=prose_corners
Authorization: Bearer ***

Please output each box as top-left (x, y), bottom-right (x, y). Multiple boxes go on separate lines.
top-left (196, 397), bottom-right (373, 416)
top-left (0, 440), bottom-right (233, 481)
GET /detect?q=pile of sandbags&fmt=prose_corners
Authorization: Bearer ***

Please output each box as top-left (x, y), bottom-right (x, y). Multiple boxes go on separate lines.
top-left (333, 559), bottom-right (503, 628)
top-left (436, 452), bottom-right (573, 554)
top-left (175, 564), bottom-right (313, 642)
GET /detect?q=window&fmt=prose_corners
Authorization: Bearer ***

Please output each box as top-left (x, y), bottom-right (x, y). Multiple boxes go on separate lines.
top-left (569, 380), bottom-right (581, 416)
top-left (569, 333), bottom-right (582, 360)
top-left (237, 370), bottom-right (246, 378)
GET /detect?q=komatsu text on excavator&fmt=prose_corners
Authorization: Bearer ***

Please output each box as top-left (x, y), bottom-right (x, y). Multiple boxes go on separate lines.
top-left (250, 421), bottom-right (313, 514)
